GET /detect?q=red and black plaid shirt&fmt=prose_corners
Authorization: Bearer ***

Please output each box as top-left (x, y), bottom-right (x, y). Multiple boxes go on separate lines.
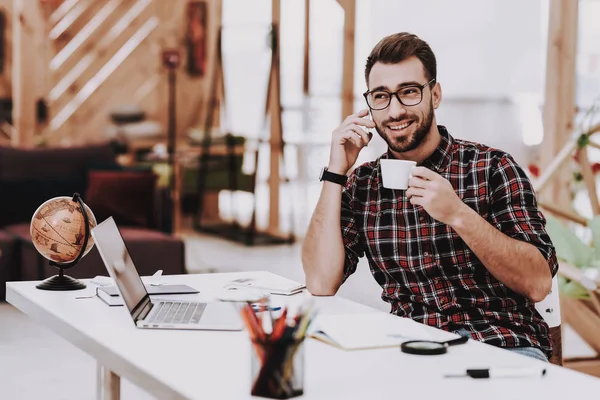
top-left (341, 126), bottom-right (559, 357)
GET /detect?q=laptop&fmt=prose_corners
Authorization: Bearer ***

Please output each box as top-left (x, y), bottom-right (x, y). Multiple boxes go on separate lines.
top-left (91, 217), bottom-right (243, 331)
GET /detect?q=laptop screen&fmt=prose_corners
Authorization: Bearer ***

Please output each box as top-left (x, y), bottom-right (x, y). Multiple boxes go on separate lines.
top-left (91, 217), bottom-right (149, 315)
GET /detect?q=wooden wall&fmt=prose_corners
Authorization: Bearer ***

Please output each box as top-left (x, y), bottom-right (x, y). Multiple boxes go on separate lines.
top-left (0, 0), bottom-right (12, 99)
top-left (2, 0), bottom-right (221, 147)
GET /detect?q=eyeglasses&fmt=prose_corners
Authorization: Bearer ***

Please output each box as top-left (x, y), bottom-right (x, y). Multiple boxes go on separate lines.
top-left (363, 78), bottom-right (436, 110)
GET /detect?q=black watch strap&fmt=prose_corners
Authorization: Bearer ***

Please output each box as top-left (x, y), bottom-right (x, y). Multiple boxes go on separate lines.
top-left (320, 167), bottom-right (348, 186)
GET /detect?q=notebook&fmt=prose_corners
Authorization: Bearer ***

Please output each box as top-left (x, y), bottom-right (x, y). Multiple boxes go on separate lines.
top-left (222, 271), bottom-right (306, 296)
top-left (308, 313), bottom-right (434, 350)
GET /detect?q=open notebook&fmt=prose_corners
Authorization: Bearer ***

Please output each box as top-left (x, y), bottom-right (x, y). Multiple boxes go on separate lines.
top-left (308, 313), bottom-right (435, 350)
top-left (222, 271), bottom-right (306, 296)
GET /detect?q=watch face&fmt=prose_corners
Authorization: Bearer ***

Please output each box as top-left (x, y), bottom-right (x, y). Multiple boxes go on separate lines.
top-left (319, 167), bottom-right (327, 181)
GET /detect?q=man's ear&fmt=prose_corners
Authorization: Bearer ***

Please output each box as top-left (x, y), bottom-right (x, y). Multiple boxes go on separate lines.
top-left (432, 81), bottom-right (442, 109)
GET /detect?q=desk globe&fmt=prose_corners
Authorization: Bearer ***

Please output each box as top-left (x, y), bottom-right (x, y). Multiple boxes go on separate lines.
top-left (30, 194), bottom-right (97, 290)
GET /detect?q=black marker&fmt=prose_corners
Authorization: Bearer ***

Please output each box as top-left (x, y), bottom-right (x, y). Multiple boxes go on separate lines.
top-left (445, 367), bottom-right (547, 379)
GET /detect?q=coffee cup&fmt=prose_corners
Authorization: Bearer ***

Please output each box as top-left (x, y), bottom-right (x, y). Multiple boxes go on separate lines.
top-left (379, 159), bottom-right (417, 190)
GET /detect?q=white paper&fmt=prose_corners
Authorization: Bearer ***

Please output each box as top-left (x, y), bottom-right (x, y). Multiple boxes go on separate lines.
top-left (309, 313), bottom-right (433, 350)
top-left (222, 271), bottom-right (306, 295)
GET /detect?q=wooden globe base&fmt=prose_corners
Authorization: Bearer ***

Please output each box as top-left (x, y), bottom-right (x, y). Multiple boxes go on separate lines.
top-left (36, 269), bottom-right (86, 291)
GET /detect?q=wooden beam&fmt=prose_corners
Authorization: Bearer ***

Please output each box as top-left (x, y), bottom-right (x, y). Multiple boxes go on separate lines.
top-left (587, 141), bottom-right (600, 151)
top-left (303, 0), bottom-right (310, 94)
top-left (563, 358), bottom-right (600, 378)
top-left (589, 122), bottom-right (600, 136)
top-left (12, 0), bottom-right (42, 146)
top-left (577, 147), bottom-right (600, 215)
top-left (151, 0), bottom-right (188, 135)
top-left (340, 0), bottom-right (355, 121)
top-left (267, 0), bottom-right (283, 236)
top-left (539, 201), bottom-right (588, 226)
top-left (534, 136), bottom-right (577, 194)
top-left (561, 296), bottom-right (600, 354)
top-left (539, 0), bottom-right (579, 209)
top-left (194, 0), bottom-right (223, 134)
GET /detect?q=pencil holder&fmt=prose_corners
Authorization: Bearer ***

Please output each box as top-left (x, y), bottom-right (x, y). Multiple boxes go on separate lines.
top-left (250, 337), bottom-right (305, 399)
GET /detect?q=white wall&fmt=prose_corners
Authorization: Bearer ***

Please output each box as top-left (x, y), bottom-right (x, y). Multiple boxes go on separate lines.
top-left (365, 0), bottom-right (545, 98)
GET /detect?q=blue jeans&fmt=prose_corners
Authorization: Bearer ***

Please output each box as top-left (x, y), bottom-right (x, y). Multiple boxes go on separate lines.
top-left (453, 327), bottom-right (548, 363)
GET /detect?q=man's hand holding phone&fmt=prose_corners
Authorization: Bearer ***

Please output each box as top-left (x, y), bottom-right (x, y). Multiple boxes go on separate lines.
top-left (328, 109), bottom-right (375, 175)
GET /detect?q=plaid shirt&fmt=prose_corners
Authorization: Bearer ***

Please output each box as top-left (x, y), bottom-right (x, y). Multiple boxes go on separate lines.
top-left (341, 126), bottom-right (559, 358)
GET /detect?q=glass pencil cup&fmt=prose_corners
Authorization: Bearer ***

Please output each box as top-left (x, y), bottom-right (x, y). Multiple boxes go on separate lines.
top-left (250, 337), bottom-right (305, 399)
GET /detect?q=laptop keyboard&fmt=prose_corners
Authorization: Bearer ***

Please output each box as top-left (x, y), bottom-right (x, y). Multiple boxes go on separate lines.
top-left (146, 301), bottom-right (206, 325)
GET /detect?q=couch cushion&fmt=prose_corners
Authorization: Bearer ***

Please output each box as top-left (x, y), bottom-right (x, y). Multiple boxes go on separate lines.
top-left (0, 143), bottom-right (118, 226)
top-left (84, 170), bottom-right (158, 228)
top-left (0, 142), bottom-right (117, 180)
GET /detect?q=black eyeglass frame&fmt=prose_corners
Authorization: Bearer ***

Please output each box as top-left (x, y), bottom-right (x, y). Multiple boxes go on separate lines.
top-left (363, 78), bottom-right (436, 110)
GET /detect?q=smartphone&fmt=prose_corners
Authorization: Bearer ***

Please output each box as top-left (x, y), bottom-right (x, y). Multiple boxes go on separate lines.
top-left (366, 110), bottom-right (375, 136)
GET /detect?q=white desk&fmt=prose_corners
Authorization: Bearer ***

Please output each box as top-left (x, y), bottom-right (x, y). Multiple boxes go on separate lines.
top-left (7, 271), bottom-right (600, 400)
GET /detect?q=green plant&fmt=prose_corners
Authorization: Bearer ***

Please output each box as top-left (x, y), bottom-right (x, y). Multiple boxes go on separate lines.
top-left (545, 214), bottom-right (600, 299)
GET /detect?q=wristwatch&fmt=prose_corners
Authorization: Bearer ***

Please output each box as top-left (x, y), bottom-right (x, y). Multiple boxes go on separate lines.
top-left (319, 167), bottom-right (348, 186)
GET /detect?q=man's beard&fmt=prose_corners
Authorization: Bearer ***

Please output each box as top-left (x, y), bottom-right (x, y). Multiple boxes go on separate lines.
top-left (375, 102), bottom-right (434, 153)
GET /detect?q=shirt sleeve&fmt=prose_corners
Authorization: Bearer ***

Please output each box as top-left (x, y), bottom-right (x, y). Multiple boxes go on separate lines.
top-left (341, 174), bottom-right (365, 282)
top-left (489, 154), bottom-right (559, 277)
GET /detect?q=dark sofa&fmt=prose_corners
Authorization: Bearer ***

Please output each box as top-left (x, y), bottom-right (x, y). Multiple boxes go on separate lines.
top-left (0, 142), bottom-right (186, 299)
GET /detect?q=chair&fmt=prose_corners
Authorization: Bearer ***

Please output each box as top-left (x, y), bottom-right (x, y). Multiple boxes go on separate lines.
top-left (555, 262), bottom-right (600, 376)
top-left (535, 275), bottom-right (563, 365)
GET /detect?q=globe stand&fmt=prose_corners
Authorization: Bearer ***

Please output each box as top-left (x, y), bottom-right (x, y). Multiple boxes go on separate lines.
top-left (36, 193), bottom-right (90, 291)
top-left (35, 268), bottom-right (87, 291)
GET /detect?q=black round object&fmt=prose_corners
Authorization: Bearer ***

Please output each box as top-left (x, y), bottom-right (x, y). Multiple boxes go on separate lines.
top-left (35, 272), bottom-right (86, 291)
top-left (401, 341), bottom-right (449, 355)
top-left (400, 336), bottom-right (470, 355)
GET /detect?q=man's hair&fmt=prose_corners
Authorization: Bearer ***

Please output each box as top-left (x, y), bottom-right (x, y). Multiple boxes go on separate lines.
top-left (364, 32), bottom-right (437, 86)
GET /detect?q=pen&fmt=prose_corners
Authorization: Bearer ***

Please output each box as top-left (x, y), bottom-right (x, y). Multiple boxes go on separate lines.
top-left (445, 367), bottom-right (547, 379)
top-left (251, 304), bottom-right (282, 312)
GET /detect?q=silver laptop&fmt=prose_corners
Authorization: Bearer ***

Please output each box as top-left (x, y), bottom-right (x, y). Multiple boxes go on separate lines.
top-left (91, 217), bottom-right (243, 331)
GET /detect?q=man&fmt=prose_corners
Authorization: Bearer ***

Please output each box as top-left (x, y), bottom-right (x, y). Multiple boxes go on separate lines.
top-left (301, 32), bottom-right (558, 362)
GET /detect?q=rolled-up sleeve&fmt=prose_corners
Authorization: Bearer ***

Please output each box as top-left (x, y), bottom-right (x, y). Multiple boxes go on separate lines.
top-left (489, 155), bottom-right (559, 277)
top-left (341, 175), bottom-right (365, 282)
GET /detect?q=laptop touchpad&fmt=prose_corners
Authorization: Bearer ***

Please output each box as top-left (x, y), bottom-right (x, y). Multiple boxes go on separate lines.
top-left (199, 302), bottom-right (243, 330)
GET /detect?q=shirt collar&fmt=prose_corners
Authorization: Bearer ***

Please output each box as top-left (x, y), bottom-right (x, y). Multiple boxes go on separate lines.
top-left (381, 125), bottom-right (454, 173)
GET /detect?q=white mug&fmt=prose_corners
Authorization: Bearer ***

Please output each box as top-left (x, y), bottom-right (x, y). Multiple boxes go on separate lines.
top-left (380, 159), bottom-right (417, 190)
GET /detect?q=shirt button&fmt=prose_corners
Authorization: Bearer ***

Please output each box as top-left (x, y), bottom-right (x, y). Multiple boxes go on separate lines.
top-left (424, 252), bottom-right (430, 257)
top-left (419, 216), bottom-right (425, 222)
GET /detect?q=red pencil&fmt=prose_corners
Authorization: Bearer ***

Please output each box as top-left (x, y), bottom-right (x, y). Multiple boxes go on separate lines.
top-left (271, 308), bottom-right (288, 341)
